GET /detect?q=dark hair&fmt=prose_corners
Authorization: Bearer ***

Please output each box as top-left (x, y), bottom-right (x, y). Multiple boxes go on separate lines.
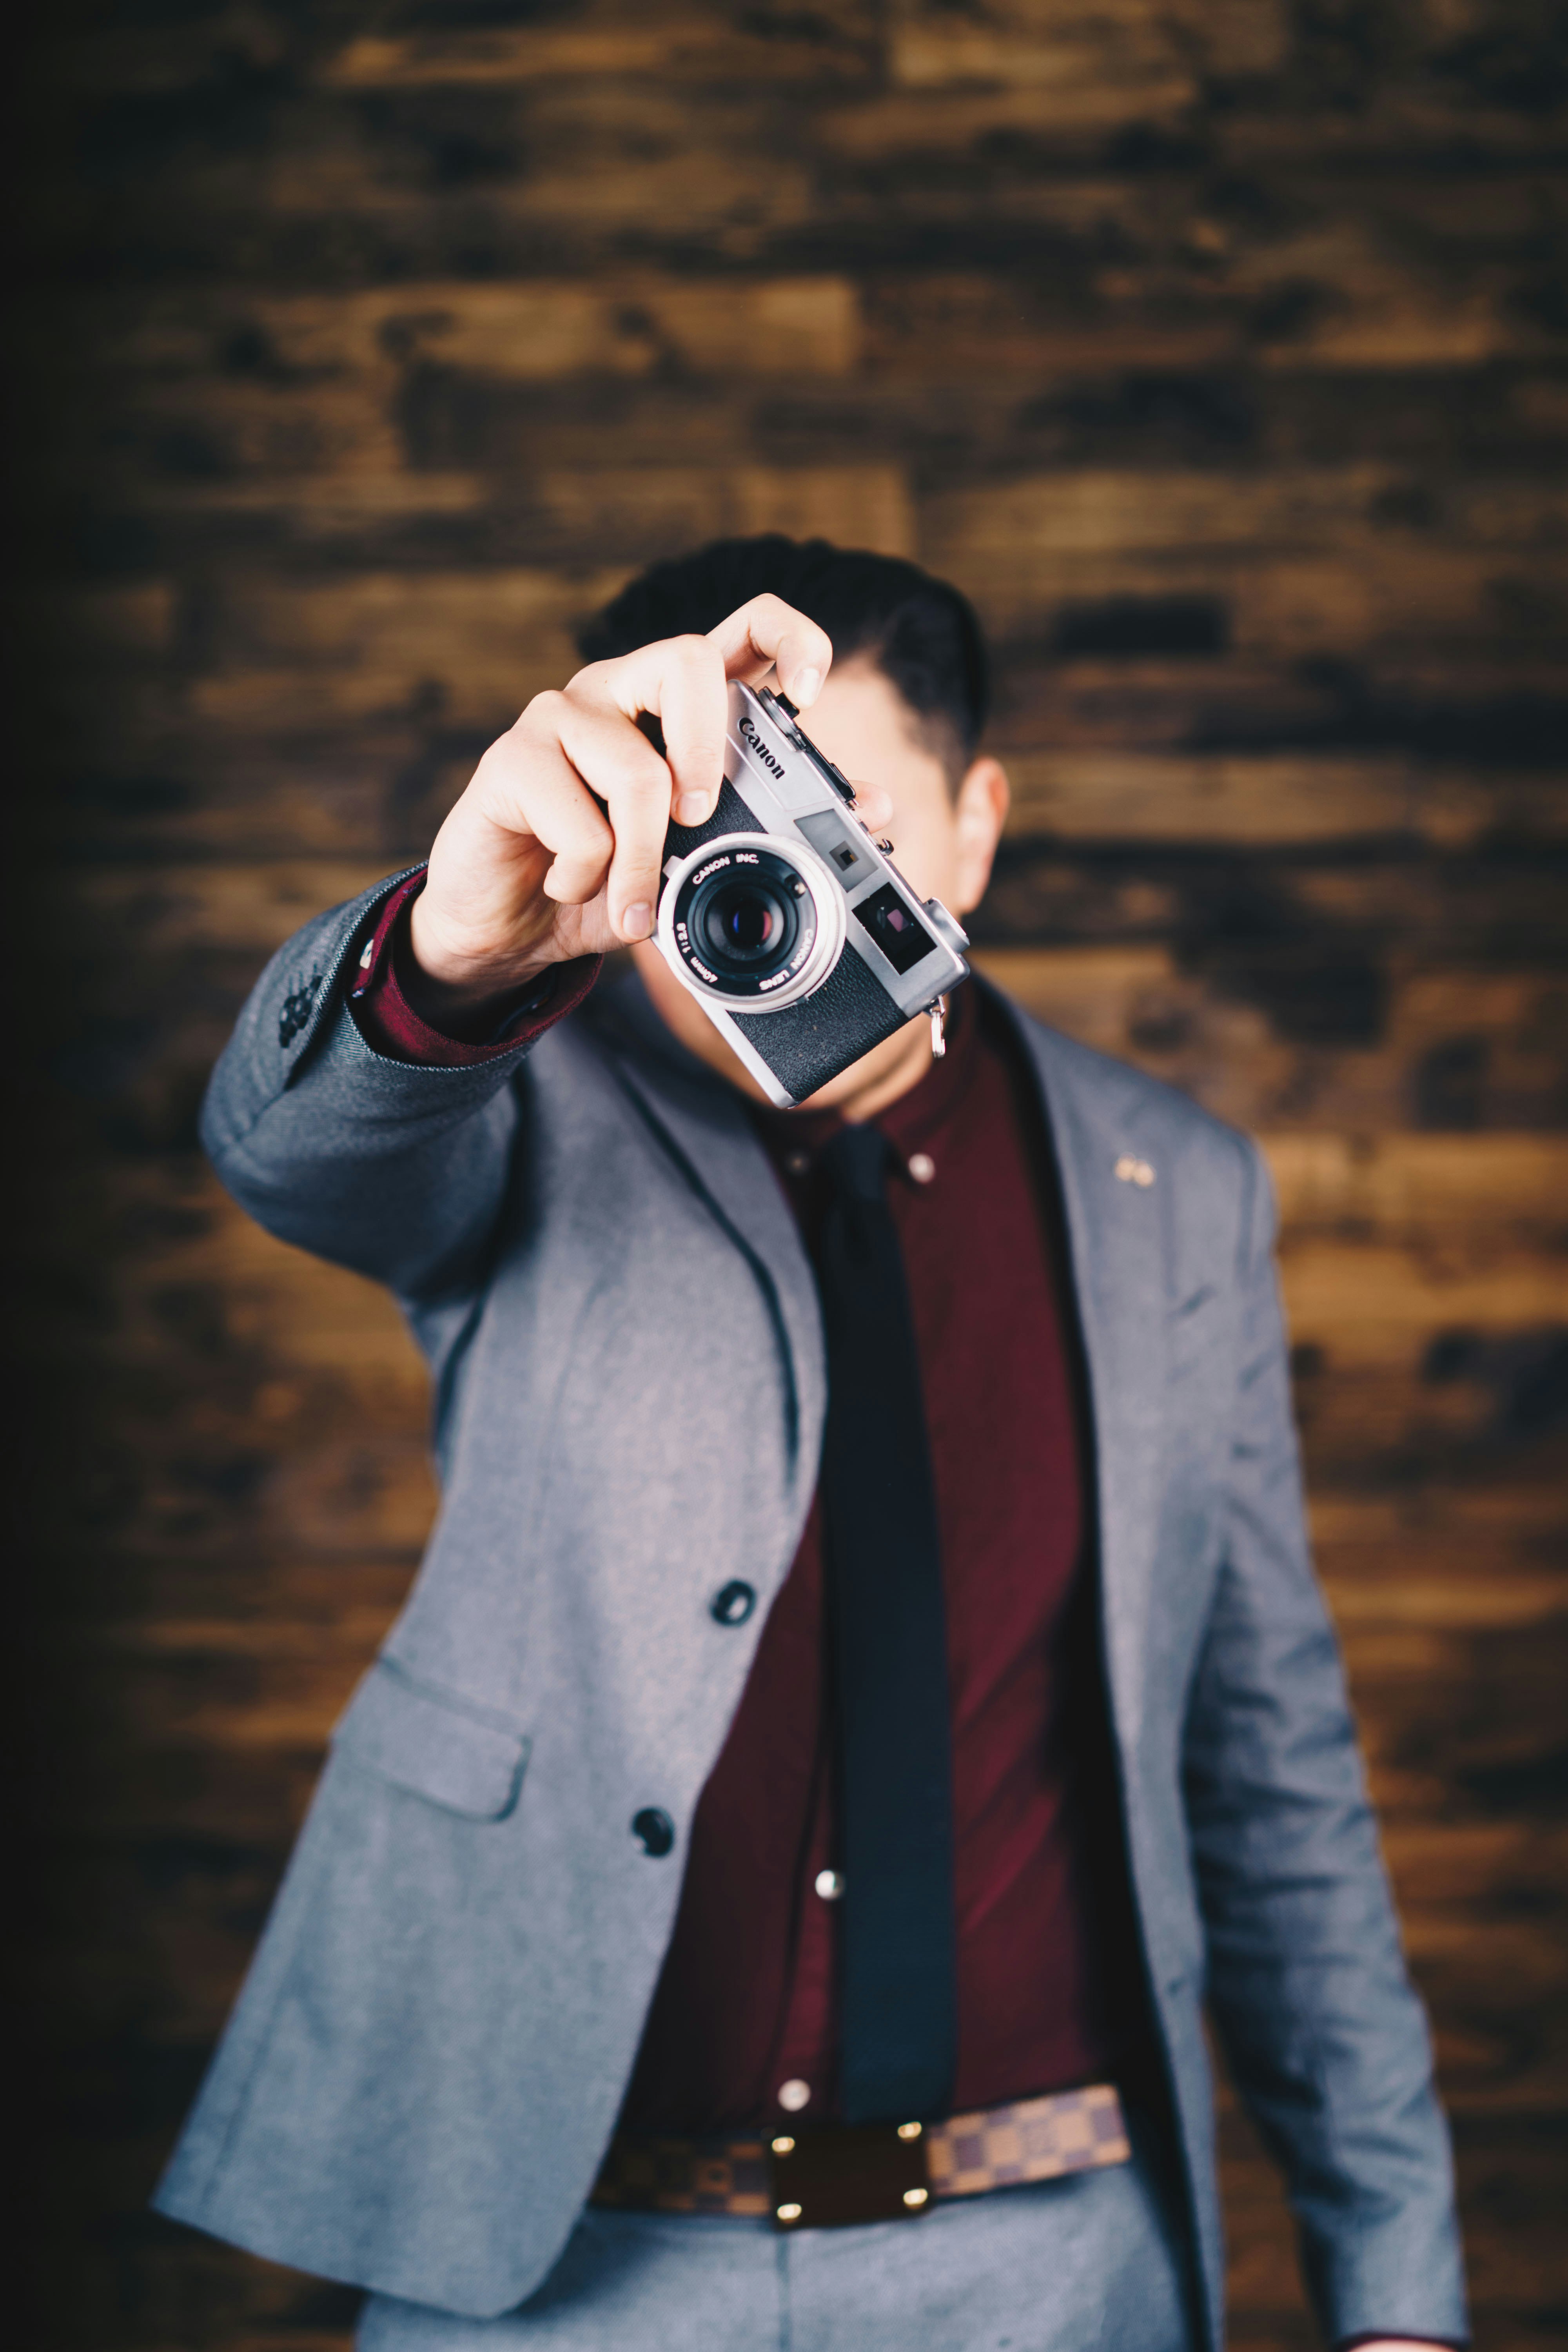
top-left (576, 535), bottom-right (989, 779)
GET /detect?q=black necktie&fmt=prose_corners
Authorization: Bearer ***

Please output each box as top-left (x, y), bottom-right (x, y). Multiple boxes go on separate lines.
top-left (817, 1122), bottom-right (957, 2125)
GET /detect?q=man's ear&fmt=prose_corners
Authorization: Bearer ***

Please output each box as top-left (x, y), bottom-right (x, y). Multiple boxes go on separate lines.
top-left (951, 756), bottom-right (1010, 916)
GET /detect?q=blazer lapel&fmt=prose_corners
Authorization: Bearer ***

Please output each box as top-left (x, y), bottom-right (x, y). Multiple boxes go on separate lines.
top-left (1005, 1004), bottom-right (1171, 1757)
top-left (582, 970), bottom-right (827, 1508)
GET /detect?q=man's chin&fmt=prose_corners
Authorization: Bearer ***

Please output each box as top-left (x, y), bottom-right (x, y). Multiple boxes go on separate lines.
top-left (793, 1023), bottom-right (928, 1112)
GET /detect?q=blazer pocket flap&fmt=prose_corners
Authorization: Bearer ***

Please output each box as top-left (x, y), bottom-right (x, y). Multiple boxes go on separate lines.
top-left (332, 1662), bottom-right (530, 1820)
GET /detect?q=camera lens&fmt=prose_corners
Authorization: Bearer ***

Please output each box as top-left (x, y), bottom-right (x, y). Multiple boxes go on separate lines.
top-left (697, 876), bottom-right (796, 974)
top-left (668, 841), bottom-right (825, 1003)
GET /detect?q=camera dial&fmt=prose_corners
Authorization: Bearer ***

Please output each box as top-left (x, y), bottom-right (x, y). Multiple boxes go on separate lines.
top-left (659, 833), bottom-right (845, 1012)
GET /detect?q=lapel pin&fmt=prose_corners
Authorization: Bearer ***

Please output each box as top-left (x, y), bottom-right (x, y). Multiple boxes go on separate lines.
top-left (1115, 1154), bottom-right (1156, 1188)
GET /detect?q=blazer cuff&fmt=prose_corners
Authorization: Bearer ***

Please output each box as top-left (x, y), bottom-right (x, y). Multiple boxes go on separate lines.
top-left (346, 868), bottom-right (601, 1065)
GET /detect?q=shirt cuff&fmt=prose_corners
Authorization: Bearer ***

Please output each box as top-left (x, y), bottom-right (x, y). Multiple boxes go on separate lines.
top-left (347, 869), bottom-right (602, 1066)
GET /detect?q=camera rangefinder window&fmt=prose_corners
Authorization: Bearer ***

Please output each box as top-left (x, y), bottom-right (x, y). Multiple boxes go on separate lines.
top-left (856, 882), bottom-right (937, 977)
top-left (797, 807), bottom-right (874, 889)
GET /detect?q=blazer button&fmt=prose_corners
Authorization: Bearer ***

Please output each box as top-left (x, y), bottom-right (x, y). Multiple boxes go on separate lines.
top-left (632, 1807), bottom-right (675, 1858)
top-left (710, 1579), bottom-right (757, 1626)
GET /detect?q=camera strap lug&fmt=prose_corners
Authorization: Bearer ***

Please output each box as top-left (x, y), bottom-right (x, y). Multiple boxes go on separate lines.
top-left (928, 999), bottom-right (947, 1059)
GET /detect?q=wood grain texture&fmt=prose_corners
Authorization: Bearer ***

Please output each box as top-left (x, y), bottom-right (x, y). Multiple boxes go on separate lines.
top-left (11, 3), bottom-right (1565, 2347)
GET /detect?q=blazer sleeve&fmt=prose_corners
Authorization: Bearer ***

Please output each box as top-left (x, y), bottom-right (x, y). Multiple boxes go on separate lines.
top-left (1181, 1138), bottom-right (1469, 2348)
top-left (200, 871), bottom-right (552, 1305)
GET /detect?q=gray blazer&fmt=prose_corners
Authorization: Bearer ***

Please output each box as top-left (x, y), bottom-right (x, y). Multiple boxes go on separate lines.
top-left (155, 875), bottom-right (1467, 2349)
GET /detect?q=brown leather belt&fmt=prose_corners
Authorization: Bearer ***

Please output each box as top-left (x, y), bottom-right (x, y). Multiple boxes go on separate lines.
top-left (592, 2083), bottom-right (1131, 2230)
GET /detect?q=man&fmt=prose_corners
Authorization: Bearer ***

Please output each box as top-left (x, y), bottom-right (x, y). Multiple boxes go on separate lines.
top-left (156, 539), bottom-right (1467, 2351)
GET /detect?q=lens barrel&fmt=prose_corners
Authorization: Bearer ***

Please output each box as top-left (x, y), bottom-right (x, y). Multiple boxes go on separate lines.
top-left (660, 834), bottom-right (844, 1011)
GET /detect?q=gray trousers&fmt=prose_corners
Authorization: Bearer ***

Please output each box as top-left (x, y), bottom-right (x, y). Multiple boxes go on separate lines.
top-left (358, 2121), bottom-right (1197, 2352)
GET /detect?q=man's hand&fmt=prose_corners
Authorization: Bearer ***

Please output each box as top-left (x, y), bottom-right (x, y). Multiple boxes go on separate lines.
top-left (406, 595), bottom-right (844, 1031)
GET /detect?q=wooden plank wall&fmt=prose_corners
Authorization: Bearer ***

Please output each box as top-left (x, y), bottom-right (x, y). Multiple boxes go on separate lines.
top-left (12, 5), bottom-right (1566, 2347)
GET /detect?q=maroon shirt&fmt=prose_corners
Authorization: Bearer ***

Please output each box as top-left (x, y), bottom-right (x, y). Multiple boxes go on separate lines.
top-left (622, 982), bottom-right (1142, 2132)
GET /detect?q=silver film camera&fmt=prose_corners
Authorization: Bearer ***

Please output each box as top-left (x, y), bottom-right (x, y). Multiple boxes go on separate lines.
top-left (654, 680), bottom-right (971, 1107)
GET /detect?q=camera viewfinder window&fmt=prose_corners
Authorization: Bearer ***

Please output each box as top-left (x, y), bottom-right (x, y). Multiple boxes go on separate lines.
top-left (856, 884), bottom-right (934, 976)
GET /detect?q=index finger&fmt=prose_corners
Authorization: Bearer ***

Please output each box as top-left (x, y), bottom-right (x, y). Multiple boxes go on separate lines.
top-left (590, 630), bottom-right (730, 823)
top-left (706, 595), bottom-right (833, 711)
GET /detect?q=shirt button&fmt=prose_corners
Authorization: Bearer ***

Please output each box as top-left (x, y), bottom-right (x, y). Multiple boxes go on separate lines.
top-left (814, 1869), bottom-right (844, 1901)
top-left (777, 2078), bottom-right (812, 2112)
top-left (710, 1579), bottom-right (757, 1626)
top-left (632, 1808), bottom-right (675, 1858)
top-left (908, 1152), bottom-right (936, 1184)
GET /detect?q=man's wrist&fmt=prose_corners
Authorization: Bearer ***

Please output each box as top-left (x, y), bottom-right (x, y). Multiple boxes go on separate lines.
top-left (347, 870), bottom-right (600, 1067)
top-left (405, 895), bottom-right (555, 1040)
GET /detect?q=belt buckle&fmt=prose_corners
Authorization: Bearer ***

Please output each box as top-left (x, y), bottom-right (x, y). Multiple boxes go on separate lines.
top-left (768, 2120), bottom-right (931, 2229)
